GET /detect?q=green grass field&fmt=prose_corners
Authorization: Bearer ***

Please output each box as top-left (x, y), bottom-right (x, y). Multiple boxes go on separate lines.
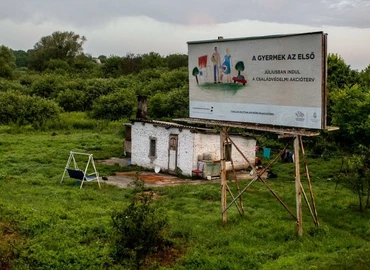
top-left (1, 114), bottom-right (370, 269)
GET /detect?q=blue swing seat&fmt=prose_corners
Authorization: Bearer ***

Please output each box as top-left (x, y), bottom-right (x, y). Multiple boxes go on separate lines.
top-left (66, 168), bottom-right (97, 181)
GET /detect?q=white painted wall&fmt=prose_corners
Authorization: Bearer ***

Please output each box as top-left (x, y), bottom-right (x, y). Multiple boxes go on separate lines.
top-left (194, 133), bottom-right (256, 171)
top-left (131, 121), bottom-right (256, 177)
top-left (131, 122), bottom-right (195, 175)
top-left (176, 130), bottom-right (194, 175)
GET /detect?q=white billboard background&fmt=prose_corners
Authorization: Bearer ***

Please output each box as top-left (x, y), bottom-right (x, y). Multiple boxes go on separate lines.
top-left (188, 32), bottom-right (325, 129)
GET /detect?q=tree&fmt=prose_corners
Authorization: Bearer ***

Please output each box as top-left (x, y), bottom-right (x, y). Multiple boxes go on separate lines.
top-left (335, 150), bottom-right (370, 212)
top-left (235, 61), bottom-right (245, 76)
top-left (141, 52), bottom-right (165, 69)
top-left (166, 54), bottom-right (188, 70)
top-left (89, 88), bottom-right (136, 120)
top-left (13, 50), bottom-right (28, 68)
top-left (327, 54), bottom-right (359, 90)
top-left (0, 58), bottom-right (14, 79)
top-left (359, 64), bottom-right (370, 89)
top-left (331, 84), bottom-right (370, 148)
top-left (192, 67), bottom-right (199, 85)
top-left (121, 53), bottom-right (142, 75)
top-left (0, 45), bottom-right (16, 78)
top-left (0, 45), bottom-right (16, 69)
top-left (101, 56), bottom-right (123, 78)
top-left (28, 31), bottom-right (86, 71)
top-left (148, 87), bottom-right (189, 119)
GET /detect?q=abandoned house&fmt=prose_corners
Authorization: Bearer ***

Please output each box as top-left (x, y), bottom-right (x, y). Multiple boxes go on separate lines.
top-left (124, 119), bottom-right (256, 179)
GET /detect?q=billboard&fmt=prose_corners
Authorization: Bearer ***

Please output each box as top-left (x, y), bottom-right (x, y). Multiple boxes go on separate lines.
top-left (188, 32), bottom-right (327, 130)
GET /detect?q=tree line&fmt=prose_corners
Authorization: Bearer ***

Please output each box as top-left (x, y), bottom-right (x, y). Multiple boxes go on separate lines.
top-left (2, 31), bottom-right (370, 150)
top-left (2, 30), bottom-right (370, 209)
top-left (2, 31), bottom-right (188, 78)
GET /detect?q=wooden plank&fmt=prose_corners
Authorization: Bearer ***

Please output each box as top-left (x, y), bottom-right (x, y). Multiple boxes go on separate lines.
top-left (294, 136), bottom-right (303, 236)
top-left (226, 183), bottom-right (243, 215)
top-left (225, 135), bottom-right (244, 214)
top-left (225, 137), bottom-right (297, 221)
top-left (299, 136), bottom-right (319, 226)
top-left (220, 127), bottom-right (228, 223)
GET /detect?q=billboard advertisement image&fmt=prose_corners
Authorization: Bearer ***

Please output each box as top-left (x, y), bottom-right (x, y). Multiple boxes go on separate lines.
top-left (188, 32), bottom-right (327, 129)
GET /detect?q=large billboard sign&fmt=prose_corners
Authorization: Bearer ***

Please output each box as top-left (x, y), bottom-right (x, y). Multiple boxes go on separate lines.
top-left (188, 32), bottom-right (327, 130)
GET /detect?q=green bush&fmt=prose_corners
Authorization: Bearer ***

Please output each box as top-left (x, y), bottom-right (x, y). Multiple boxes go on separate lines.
top-left (148, 87), bottom-right (189, 119)
top-left (30, 74), bottom-right (67, 99)
top-left (0, 57), bottom-right (14, 79)
top-left (0, 78), bottom-right (26, 93)
top-left (82, 78), bottom-right (119, 110)
top-left (89, 88), bottom-right (136, 120)
top-left (111, 181), bottom-right (170, 269)
top-left (56, 88), bottom-right (86, 112)
top-left (0, 91), bottom-right (61, 126)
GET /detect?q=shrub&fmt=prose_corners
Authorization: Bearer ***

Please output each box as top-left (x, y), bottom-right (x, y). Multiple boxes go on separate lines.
top-left (89, 88), bottom-right (136, 120)
top-left (30, 74), bottom-right (67, 99)
top-left (0, 91), bottom-right (61, 127)
top-left (0, 78), bottom-right (26, 93)
top-left (111, 179), bottom-right (170, 269)
top-left (56, 88), bottom-right (86, 112)
top-left (335, 153), bottom-right (370, 211)
top-left (148, 87), bottom-right (189, 119)
top-left (0, 57), bottom-right (14, 79)
top-left (82, 78), bottom-right (119, 110)
top-left (44, 59), bottom-right (70, 74)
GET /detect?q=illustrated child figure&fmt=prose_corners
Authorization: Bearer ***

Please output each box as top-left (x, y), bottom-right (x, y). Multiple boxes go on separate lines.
top-left (223, 48), bottom-right (232, 83)
top-left (211, 47), bottom-right (221, 83)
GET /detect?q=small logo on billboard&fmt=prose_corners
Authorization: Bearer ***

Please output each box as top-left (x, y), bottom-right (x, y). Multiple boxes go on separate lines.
top-left (295, 111), bottom-right (305, 121)
top-left (310, 112), bottom-right (319, 123)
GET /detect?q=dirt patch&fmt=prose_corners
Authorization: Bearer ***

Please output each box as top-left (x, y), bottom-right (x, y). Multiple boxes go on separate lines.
top-left (0, 222), bottom-right (24, 270)
top-left (99, 158), bottom-right (268, 189)
top-left (109, 171), bottom-right (219, 188)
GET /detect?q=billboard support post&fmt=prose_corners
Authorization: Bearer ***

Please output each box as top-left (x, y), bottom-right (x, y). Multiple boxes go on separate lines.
top-left (220, 127), bottom-right (228, 223)
top-left (174, 117), bottom-right (336, 236)
top-left (294, 136), bottom-right (303, 236)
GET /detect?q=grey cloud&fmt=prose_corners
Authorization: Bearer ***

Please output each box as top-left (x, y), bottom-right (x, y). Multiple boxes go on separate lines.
top-left (1, 0), bottom-right (369, 28)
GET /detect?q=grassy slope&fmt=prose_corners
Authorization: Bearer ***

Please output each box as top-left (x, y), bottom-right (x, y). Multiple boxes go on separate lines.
top-left (1, 123), bottom-right (370, 269)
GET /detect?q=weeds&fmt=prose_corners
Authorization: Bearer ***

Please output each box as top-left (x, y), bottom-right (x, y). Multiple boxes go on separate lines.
top-left (112, 178), bottom-right (170, 269)
top-left (1, 115), bottom-right (370, 269)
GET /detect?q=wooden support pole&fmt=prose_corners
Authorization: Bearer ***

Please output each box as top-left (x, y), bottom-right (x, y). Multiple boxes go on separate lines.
top-left (300, 183), bottom-right (317, 225)
top-left (220, 127), bottom-right (228, 223)
top-left (225, 136), bottom-right (244, 214)
top-left (299, 136), bottom-right (319, 226)
top-left (224, 137), bottom-right (297, 222)
top-left (226, 183), bottom-right (243, 215)
top-left (294, 136), bottom-right (303, 236)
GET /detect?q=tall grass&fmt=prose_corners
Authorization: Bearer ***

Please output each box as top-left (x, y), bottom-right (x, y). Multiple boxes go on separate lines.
top-left (1, 114), bottom-right (370, 269)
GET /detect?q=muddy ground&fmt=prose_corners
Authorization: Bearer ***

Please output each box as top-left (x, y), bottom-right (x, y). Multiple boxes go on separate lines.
top-left (97, 158), bottom-right (265, 188)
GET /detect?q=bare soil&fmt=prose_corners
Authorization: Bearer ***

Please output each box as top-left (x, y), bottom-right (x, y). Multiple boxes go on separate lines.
top-left (98, 158), bottom-right (265, 189)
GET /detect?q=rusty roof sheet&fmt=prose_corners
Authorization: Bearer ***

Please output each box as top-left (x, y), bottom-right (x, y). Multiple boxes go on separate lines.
top-left (130, 118), bottom-right (217, 133)
top-left (173, 118), bottom-right (339, 137)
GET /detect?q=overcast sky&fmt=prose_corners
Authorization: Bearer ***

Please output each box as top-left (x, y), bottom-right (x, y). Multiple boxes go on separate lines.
top-left (1, 0), bottom-right (369, 70)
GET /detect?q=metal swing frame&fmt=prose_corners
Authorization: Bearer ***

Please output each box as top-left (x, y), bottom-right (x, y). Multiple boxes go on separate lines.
top-left (61, 151), bottom-right (101, 189)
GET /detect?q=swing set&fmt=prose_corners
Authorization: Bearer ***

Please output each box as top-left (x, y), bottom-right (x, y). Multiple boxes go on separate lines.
top-left (61, 151), bottom-right (101, 189)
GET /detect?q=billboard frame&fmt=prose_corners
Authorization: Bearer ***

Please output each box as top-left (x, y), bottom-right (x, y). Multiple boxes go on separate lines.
top-left (187, 31), bottom-right (328, 131)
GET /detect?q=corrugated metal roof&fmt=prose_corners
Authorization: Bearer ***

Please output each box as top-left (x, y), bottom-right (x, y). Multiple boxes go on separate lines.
top-left (127, 119), bottom-right (257, 139)
top-left (173, 118), bottom-right (335, 137)
top-left (130, 118), bottom-right (217, 133)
